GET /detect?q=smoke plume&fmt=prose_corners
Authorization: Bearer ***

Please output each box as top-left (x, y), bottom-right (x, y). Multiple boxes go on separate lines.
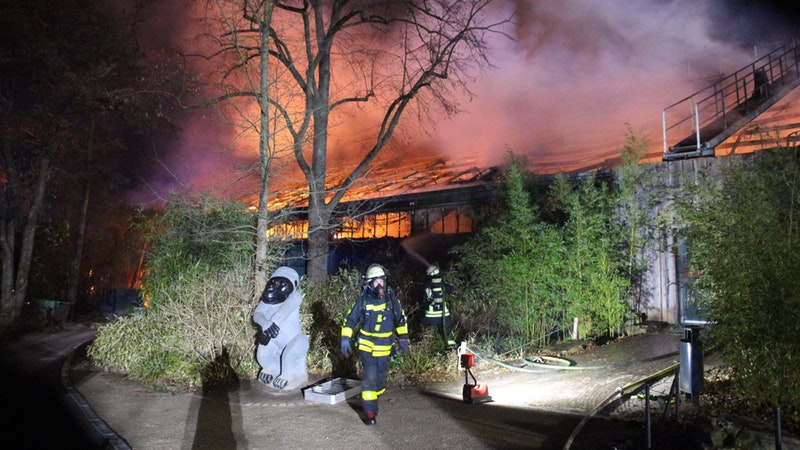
top-left (125, 0), bottom-right (799, 205)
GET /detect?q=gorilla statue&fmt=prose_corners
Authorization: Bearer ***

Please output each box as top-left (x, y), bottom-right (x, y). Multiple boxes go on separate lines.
top-left (253, 266), bottom-right (309, 390)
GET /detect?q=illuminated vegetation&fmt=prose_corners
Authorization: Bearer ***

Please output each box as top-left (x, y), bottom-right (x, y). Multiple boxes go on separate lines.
top-left (677, 145), bottom-right (800, 415)
top-left (450, 153), bottom-right (633, 354)
top-left (89, 194), bottom-right (287, 388)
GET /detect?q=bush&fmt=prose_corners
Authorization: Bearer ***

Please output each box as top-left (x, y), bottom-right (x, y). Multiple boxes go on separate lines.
top-left (451, 154), bottom-right (566, 349)
top-left (677, 147), bottom-right (800, 411)
top-left (301, 267), bottom-right (364, 376)
top-left (391, 327), bottom-right (458, 382)
top-left (89, 194), bottom-right (284, 389)
top-left (451, 153), bottom-right (632, 354)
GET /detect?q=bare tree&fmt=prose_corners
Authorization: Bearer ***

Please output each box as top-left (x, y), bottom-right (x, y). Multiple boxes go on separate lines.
top-left (186, 0), bottom-right (510, 282)
top-left (176, 1), bottom-right (283, 297)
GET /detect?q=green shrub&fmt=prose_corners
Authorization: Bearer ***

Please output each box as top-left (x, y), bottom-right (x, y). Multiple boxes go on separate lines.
top-left (88, 194), bottom-right (283, 389)
top-left (391, 327), bottom-right (456, 381)
top-left (452, 154), bottom-right (563, 349)
top-left (451, 153), bottom-right (632, 353)
top-left (551, 174), bottom-right (631, 339)
top-left (302, 267), bottom-right (364, 375)
top-left (677, 147), bottom-right (800, 411)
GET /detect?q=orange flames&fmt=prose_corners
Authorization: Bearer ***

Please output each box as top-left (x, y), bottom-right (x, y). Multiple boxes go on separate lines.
top-left (268, 208), bottom-right (476, 241)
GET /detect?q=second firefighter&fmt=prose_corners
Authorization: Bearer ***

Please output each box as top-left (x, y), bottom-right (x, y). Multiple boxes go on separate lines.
top-left (422, 264), bottom-right (456, 346)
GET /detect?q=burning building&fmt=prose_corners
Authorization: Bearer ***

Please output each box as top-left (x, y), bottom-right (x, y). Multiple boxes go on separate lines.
top-left (266, 39), bottom-right (800, 327)
top-left (263, 157), bottom-right (500, 275)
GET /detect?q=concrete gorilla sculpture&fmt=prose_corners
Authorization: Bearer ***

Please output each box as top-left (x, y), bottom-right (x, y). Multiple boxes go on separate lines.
top-left (254, 267), bottom-right (309, 390)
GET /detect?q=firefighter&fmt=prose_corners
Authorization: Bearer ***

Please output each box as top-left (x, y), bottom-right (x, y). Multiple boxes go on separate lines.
top-left (340, 263), bottom-right (409, 425)
top-left (422, 264), bottom-right (456, 346)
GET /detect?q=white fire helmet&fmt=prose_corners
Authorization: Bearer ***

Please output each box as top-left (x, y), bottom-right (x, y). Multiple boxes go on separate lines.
top-left (427, 265), bottom-right (440, 277)
top-left (365, 263), bottom-right (386, 280)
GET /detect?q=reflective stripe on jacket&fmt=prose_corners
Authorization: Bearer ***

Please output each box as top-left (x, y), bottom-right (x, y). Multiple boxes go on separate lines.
top-left (424, 276), bottom-right (451, 318)
top-left (341, 289), bottom-right (408, 357)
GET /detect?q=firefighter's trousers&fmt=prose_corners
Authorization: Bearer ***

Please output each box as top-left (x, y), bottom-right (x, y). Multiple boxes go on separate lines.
top-left (358, 351), bottom-right (390, 417)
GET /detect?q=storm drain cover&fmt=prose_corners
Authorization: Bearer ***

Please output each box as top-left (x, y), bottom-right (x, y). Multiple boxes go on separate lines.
top-left (302, 377), bottom-right (362, 404)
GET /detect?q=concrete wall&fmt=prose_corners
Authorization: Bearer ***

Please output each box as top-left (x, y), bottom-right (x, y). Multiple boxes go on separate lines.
top-left (631, 154), bottom-right (746, 324)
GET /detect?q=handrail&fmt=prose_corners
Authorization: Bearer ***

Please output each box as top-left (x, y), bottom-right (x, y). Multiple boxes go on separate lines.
top-left (663, 42), bottom-right (800, 158)
top-left (620, 362), bottom-right (680, 395)
top-left (563, 362), bottom-right (680, 450)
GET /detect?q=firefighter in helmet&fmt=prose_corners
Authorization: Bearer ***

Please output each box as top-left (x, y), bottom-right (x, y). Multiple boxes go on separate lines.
top-left (340, 263), bottom-right (409, 425)
top-left (423, 264), bottom-right (456, 346)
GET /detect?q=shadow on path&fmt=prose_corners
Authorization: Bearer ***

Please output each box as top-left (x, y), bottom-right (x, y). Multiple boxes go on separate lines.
top-left (189, 349), bottom-right (245, 449)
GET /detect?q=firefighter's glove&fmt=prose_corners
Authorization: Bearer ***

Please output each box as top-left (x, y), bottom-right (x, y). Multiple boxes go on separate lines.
top-left (258, 330), bottom-right (271, 346)
top-left (398, 339), bottom-right (409, 356)
top-left (340, 337), bottom-right (352, 358)
top-left (265, 322), bottom-right (280, 338)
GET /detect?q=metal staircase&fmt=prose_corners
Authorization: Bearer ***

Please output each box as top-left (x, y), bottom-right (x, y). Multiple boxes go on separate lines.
top-left (662, 41), bottom-right (800, 161)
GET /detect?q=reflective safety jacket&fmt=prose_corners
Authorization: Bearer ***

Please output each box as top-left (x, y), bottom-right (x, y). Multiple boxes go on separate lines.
top-left (341, 288), bottom-right (408, 357)
top-left (424, 275), bottom-right (454, 319)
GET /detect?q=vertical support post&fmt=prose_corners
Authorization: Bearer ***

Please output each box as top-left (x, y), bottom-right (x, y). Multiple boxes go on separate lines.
top-left (679, 326), bottom-right (703, 406)
top-left (645, 383), bottom-right (652, 449)
top-left (693, 102), bottom-right (701, 151)
top-left (676, 369), bottom-right (681, 419)
top-left (662, 109), bottom-right (668, 155)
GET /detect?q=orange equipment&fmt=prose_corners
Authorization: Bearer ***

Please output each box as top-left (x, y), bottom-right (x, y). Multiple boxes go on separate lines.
top-left (460, 352), bottom-right (492, 404)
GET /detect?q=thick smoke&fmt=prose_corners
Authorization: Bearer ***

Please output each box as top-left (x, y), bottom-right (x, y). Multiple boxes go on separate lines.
top-left (126, 0), bottom-right (799, 205)
top-left (430, 0), bottom-right (798, 172)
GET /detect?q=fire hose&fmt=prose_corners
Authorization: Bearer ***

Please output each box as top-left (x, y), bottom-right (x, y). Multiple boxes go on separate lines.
top-left (460, 347), bottom-right (574, 373)
top-left (464, 348), bottom-right (678, 373)
top-left (522, 349), bottom-right (679, 371)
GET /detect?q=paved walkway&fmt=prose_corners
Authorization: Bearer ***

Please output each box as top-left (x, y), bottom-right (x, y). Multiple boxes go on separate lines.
top-left (64, 323), bottom-right (694, 449)
top-left (4, 320), bottom-right (727, 448)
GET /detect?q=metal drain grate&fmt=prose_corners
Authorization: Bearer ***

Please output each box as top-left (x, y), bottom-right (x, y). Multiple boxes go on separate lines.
top-left (302, 377), bottom-right (362, 404)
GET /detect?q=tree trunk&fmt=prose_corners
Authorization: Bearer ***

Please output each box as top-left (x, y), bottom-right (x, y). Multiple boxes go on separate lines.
top-left (253, 0), bottom-right (275, 300)
top-left (1, 154), bottom-right (50, 328)
top-left (0, 218), bottom-right (17, 326)
top-left (305, 172), bottom-right (331, 282)
top-left (0, 123), bottom-right (18, 325)
top-left (66, 182), bottom-right (90, 310)
top-left (305, 150), bottom-right (333, 281)
top-left (306, 225), bottom-right (329, 282)
top-left (304, 1), bottom-right (333, 283)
